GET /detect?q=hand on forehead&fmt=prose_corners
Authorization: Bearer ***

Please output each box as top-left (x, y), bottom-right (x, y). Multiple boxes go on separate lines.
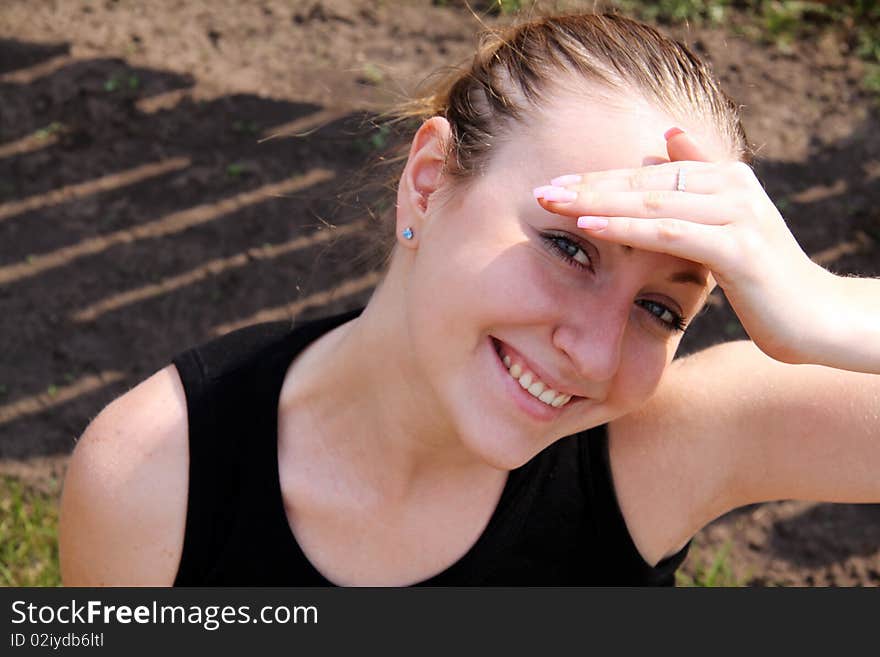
top-left (518, 91), bottom-right (733, 184)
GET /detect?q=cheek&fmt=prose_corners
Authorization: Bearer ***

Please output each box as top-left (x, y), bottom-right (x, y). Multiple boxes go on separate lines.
top-left (404, 235), bottom-right (501, 375)
top-left (609, 342), bottom-right (668, 411)
top-left (420, 225), bottom-right (559, 318)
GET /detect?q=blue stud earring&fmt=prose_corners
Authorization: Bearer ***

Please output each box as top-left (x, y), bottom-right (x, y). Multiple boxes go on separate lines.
top-left (402, 227), bottom-right (414, 240)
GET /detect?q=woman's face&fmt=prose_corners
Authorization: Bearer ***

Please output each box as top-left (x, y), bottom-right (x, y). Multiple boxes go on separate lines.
top-left (402, 91), bottom-right (724, 470)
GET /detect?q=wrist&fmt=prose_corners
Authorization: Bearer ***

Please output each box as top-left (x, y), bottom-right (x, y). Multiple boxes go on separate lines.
top-left (811, 270), bottom-right (880, 373)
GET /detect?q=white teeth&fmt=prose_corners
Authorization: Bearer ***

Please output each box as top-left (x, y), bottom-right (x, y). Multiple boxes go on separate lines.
top-left (551, 394), bottom-right (571, 408)
top-left (539, 389), bottom-right (557, 404)
top-left (497, 344), bottom-right (574, 409)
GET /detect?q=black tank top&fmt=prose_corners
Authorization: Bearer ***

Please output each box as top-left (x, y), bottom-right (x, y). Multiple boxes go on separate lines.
top-left (171, 307), bottom-right (690, 586)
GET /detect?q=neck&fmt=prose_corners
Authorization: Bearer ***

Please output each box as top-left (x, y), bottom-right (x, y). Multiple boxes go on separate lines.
top-left (279, 257), bottom-right (495, 502)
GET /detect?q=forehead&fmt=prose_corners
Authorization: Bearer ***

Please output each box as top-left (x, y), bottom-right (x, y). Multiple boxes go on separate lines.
top-left (496, 86), bottom-right (729, 180)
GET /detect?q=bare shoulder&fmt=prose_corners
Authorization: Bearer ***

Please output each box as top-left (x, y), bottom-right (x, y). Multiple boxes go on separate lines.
top-left (59, 364), bottom-right (189, 586)
top-left (607, 341), bottom-right (757, 567)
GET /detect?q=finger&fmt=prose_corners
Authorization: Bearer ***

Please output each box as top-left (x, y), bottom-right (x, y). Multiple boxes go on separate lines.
top-left (576, 215), bottom-right (728, 268)
top-left (665, 127), bottom-right (712, 163)
top-left (548, 162), bottom-right (722, 195)
top-left (545, 128), bottom-right (713, 191)
top-left (537, 189), bottom-right (732, 225)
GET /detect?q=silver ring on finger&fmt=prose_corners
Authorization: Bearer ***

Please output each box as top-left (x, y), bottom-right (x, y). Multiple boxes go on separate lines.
top-left (675, 166), bottom-right (686, 192)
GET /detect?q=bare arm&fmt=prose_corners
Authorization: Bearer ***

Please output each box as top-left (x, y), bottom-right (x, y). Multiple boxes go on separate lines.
top-left (610, 340), bottom-right (880, 566)
top-left (59, 365), bottom-right (189, 586)
top-left (812, 274), bottom-right (880, 374)
top-left (709, 340), bottom-right (880, 505)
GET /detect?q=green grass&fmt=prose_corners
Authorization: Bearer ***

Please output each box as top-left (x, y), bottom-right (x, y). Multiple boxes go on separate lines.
top-left (613, 0), bottom-right (730, 25)
top-left (610, 0), bottom-right (880, 96)
top-left (0, 476), bottom-right (62, 587)
top-left (676, 541), bottom-right (745, 587)
top-left (478, 0), bottom-right (880, 82)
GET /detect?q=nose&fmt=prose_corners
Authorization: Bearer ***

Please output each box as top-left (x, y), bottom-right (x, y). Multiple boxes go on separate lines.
top-left (552, 301), bottom-right (628, 386)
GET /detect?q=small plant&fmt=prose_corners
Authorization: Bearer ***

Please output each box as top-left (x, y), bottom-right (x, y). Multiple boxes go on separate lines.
top-left (360, 62), bottom-right (385, 86)
top-left (677, 541), bottom-right (744, 587)
top-left (232, 119), bottom-right (260, 135)
top-left (864, 62), bottom-right (880, 95)
top-left (225, 162), bottom-right (246, 179)
top-left (494, 0), bottom-right (524, 15)
top-left (723, 320), bottom-right (744, 337)
top-left (369, 124), bottom-right (391, 150)
top-left (356, 124), bottom-right (392, 154)
top-left (104, 73), bottom-right (140, 92)
top-left (856, 25), bottom-right (880, 63)
top-left (35, 122), bottom-right (63, 141)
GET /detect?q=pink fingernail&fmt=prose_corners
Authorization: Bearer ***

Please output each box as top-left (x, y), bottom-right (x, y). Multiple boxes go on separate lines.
top-left (577, 216), bottom-right (608, 230)
top-left (550, 174), bottom-right (582, 186)
top-left (540, 186), bottom-right (578, 203)
top-left (533, 185), bottom-right (555, 198)
top-left (664, 127), bottom-right (685, 140)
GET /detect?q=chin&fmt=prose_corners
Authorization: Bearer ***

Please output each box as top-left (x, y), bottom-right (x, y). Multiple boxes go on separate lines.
top-left (456, 421), bottom-right (546, 471)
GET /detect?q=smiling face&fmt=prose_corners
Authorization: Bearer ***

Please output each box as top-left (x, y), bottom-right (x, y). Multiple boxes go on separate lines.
top-left (397, 90), bottom-right (725, 471)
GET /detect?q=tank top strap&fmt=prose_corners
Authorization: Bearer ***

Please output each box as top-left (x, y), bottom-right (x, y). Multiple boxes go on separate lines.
top-left (170, 310), bottom-right (365, 585)
top-left (170, 321), bottom-right (299, 585)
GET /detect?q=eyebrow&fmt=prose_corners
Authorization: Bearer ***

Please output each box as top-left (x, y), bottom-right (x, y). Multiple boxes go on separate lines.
top-left (616, 245), bottom-right (708, 288)
top-left (667, 270), bottom-right (709, 287)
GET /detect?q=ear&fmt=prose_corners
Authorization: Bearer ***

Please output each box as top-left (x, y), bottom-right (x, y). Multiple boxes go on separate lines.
top-left (395, 116), bottom-right (451, 247)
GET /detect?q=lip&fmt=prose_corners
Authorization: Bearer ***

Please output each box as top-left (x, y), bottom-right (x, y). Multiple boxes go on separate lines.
top-left (487, 336), bottom-right (583, 422)
top-left (491, 337), bottom-right (583, 399)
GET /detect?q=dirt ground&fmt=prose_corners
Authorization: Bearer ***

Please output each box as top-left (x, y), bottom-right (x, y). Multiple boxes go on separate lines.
top-left (1, 0), bottom-right (878, 586)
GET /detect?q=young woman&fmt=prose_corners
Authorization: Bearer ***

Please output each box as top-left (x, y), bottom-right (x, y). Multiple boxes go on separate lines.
top-left (59, 13), bottom-right (880, 586)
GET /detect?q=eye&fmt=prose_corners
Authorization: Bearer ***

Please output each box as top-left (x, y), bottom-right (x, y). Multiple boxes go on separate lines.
top-left (540, 232), bottom-right (687, 334)
top-left (540, 232), bottom-right (593, 271)
top-left (635, 299), bottom-right (687, 333)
